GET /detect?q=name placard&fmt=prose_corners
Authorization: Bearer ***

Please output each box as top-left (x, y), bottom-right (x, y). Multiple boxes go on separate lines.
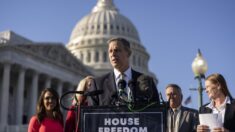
top-left (80, 106), bottom-right (166, 132)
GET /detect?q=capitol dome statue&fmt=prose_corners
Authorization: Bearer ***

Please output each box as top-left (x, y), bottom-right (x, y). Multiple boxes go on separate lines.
top-left (67, 0), bottom-right (157, 82)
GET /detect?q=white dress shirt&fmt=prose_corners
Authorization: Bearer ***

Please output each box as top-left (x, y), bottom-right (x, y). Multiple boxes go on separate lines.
top-left (114, 67), bottom-right (132, 101)
top-left (167, 105), bottom-right (182, 132)
top-left (206, 96), bottom-right (231, 124)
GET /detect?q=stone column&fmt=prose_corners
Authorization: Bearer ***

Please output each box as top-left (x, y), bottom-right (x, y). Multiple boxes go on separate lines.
top-left (15, 66), bottom-right (26, 125)
top-left (57, 80), bottom-right (63, 97)
top-left (0, 63), bottom-right (11, 126)
top-left (45, 76), bottom-right (51, 88)
top-left (91, 49), bottom-right (95, 63)
top-left (28, 71), bottom-right (39, 120)
top-left (57, 81), bottom-right (63, 112)
top-left (99, 49), bottom-right (102, 63)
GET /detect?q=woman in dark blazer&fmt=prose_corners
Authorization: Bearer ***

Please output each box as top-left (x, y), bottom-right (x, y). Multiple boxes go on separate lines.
top-left (197, 73), bottom-right (235, 132)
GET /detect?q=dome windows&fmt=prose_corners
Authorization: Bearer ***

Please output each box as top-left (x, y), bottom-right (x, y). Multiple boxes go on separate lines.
top-left (81, 40), bottom-right (84, 45)
top-left (132, 55), bottom-right (136, 66)
top-left (104, 24), bottom-right (107, 30)
top-left (116, 25), bottom-right (119, 31)
top-left (103, 51), bottom-right (107, 62)
top-left (80, 52), bottom-right (84, 62)
top-left (95, 51), bottom-right (99, 62)
top-left (87, 39), bottom-right (92, 44)
top-left (103, 24), bottom-right (107, 34)
top-left (127, 28), bottom-right (130, 33)
top-left (87, 50), bottom-right (91, 63)
top-left (122, 26), bottom-right (125, 32)
top-left (97, 25), bottom-right (101, 34)
top-left (138, 56), bottom-right (141, 67)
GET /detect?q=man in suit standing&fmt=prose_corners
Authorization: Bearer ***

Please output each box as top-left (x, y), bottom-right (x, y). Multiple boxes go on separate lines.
top-left (165, 84), bottom-right (198, 132)
top-left (87, 37), bottom-right (160, 106)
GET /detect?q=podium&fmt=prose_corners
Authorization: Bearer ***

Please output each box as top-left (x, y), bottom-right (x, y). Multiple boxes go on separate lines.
top-left (80, 105), bottom-right (167, 132)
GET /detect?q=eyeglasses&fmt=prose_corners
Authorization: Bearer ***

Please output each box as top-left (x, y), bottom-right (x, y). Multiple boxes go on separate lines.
top-left (44, 96), bottom-right (56, 101)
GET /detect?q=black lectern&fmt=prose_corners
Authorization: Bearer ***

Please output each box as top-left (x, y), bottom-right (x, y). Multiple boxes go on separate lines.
top-left (80, 105), bottom-right (167, 132)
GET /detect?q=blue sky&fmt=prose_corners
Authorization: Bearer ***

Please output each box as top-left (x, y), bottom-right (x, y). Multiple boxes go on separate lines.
top-left (1, 0), bottom-right (235, 109)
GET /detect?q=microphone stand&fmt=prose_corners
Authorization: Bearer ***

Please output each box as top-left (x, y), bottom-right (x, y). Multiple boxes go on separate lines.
top-left (75, 90), bottom-right (104, 132)
top-left (60, 90), bottom-right (84, 132)
top-left (73, 92), bottom-right (84, 132)
top-left (128, 80), bottom-right (136, 108)
top-left (74, 102), bottom-right (80, 132)
top-left (159, 92), bottom-right (169, 131)
top-left (60, 90), bottom-right (104, 132)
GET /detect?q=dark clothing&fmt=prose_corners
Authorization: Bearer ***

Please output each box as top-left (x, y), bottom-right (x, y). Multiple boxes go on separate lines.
top-left (178, 106), bottom-right (198, 132)
top-left (64, 105), bottom-right (77, 132)
top-left (64, 102), bottom-right (88, 132)
top-left (199, 98), bottom-right (235, 132)
top-left (87, 69), bottom-right (160, 106)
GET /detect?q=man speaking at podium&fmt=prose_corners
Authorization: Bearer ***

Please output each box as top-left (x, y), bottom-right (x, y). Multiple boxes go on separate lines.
top-left (87, 37), bottom-right (160, 107)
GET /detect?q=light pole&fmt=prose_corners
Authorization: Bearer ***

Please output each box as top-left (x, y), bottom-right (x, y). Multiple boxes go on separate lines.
top-left (191, 49), bottom-right (208, 108)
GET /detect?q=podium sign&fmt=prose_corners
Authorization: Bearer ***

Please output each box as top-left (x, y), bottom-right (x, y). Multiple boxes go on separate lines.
top-left (80, 106), bottom-right (166, 132)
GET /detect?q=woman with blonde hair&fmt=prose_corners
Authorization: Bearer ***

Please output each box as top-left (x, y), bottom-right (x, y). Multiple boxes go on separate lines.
top-left (65, 76), bottom-right (94, 132)
top-left (197, 73), bottom-right (235, 132)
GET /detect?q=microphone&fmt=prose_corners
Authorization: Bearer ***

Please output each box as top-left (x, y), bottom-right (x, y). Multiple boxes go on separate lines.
top-left (118, 79), bottom-right (127, 90)
top-left (117, 79), bottom-right (128, 103)
top-left (128, 79), bottom-right (136, 103)
top-left (159, 92), bottom-right (166, 106)
top-left (128, 79), bottom-right (135, 91)
top-left (84, 90), bottom-right (103, 96)
top-left (137, 75), bottom-right (152, 92)
top-left (118, 79), bottom-right (127, 96)
top-left (136, 75), bottom-right (153, 101)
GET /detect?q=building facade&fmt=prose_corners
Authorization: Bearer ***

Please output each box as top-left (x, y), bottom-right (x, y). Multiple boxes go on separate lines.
top-left (0, 31), bottom-right (92, 131)
top-left (0, 0), bottom-right (157, 131)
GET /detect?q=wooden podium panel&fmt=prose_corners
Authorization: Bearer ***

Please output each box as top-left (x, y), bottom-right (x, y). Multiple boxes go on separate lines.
top-left (80, 105), bottom-right (166, 132)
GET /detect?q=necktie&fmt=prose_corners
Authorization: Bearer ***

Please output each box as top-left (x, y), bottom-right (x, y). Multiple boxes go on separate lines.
top-left (120, 73), bottom-right (125, 80)
top-left (171, 110), bottom-right (177, 132)
top-left (118, 73), bottom-right (128, 102)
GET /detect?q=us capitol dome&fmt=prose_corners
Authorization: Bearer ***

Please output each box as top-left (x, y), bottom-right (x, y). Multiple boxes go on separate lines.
top-left (67, 0), bottom-right (157, 81)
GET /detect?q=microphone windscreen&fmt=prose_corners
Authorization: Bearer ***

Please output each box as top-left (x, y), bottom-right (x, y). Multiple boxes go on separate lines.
top-left (118, 79), bottom-right (126, 90)
top-left (128, 79), bottom-right (135, 90)
top-left (137, 75), bottom-right (152, 92)
top-left (84, 90), bottom-right (103, 96)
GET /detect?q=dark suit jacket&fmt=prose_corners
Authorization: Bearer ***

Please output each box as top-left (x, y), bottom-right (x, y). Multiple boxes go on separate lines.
top-left (87, 69), bottom-right (160, 106)
top-left (177, 106), bottom-right (198, 132)
top-left (199, 98), bottom-right (235, 132)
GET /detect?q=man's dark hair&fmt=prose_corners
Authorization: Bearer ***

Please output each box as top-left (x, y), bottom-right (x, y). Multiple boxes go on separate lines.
top-left (107, 37), bottom-right (131, 56)
top-left (165, 84), bottom-right (183, 100)
top-left (36, 88), bottom-right (63, 125)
